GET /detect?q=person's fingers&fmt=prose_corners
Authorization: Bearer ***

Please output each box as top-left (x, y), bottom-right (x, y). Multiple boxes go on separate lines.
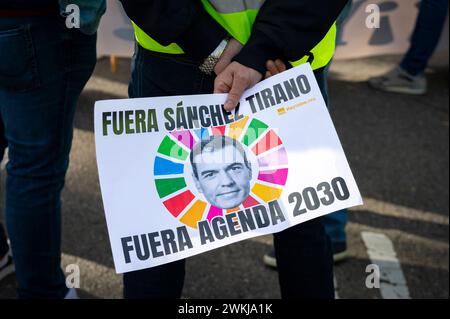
top-left (214, 71), bottom-right (233, 94)
top-left (213, 38), bottom-right (243, 75)
top-left (224, 72), bottom-right (248, 111)
top-left (215, 62), bottom-right (262, 111)
top-left (214, 79), bottom-right (231, 94)
top-left (274, 59), bottom-right (286, 72)
top-left (265, 70), bottom-right (272, 79)
top-left (266, 60), bottom-right (279, 76)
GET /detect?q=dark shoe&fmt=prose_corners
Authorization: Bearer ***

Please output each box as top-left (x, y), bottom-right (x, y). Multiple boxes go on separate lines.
top-left (332, 242), bottom-right (348, 263)
top-left (368, 66), bottom-right (427, 95)
top-left (263, 242), bottom-right (348, 268)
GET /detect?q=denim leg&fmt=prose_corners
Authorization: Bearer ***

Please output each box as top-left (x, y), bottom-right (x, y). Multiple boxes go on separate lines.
top-left (315, 70), bottom-right (349, 246)
top-left (123, 261), bottom-right (186, 298)
top-left (323, 209), bottom-right (348, 247)
top-left (274, 218), bottom-right (334, 298)
top-left (0, 115), bottom-right (5, 161)
top-left (317, 2), bottom-right (353, 249)
top-left (400, 0), bottom-right (449, 76)
top-left (0, 17), bottom-right (96, 298)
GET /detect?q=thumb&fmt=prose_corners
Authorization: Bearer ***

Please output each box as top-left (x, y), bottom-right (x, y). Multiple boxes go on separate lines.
top-left (214, 70), bottom-right (233, 94)
top-left (224, 72), bottom-right (247, 111)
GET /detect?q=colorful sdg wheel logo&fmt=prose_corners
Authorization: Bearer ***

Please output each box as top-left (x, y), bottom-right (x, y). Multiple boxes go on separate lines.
top-left (153, 116), bottom-right (289, 229)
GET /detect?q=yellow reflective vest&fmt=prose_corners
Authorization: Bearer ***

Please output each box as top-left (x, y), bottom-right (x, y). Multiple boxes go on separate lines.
top-left (132, 0), bottom-right (336, 70)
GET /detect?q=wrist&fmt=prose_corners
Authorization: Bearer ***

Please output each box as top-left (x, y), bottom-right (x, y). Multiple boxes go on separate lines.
top-left (233, 33), bottom-right (279, 76)
top-left (199, 36), bottom-right (230, 75)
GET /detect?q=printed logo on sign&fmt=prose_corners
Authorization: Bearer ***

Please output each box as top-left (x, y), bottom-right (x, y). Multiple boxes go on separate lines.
top-left (276, 98), bottom-right (316, 116)
top-left (153, 116), bottom-right (289, 229)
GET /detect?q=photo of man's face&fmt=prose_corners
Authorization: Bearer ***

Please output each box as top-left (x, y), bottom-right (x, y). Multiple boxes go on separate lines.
top-left (191, 136), bottom-right (252, 209)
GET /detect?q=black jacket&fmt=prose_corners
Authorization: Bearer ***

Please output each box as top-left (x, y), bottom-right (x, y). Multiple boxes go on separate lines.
top-left (119, 0), bottom-right (348, 75)
top-left (0, 0), bottom-right (57, 10)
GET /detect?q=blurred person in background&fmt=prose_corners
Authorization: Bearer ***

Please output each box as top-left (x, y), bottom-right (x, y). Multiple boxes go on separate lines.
top-left (368, 0), bottom-right (449, 95)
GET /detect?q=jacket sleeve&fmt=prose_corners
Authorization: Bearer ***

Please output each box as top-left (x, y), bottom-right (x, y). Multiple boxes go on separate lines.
top-left (119, 0), bottom-right (227, 62)
top-left (233, 0), bottom-right (349, 75)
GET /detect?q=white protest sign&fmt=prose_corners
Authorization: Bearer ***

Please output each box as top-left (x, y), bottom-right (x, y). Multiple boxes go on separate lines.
top-left (94, 63), bottom-right (363, 273)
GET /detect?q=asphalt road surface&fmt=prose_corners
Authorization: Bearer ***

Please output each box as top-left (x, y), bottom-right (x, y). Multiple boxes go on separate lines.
top-left (0, 55), bottom-right (448, 299)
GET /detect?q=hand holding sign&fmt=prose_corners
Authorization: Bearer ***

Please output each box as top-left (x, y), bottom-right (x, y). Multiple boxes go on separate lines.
top-left (212, 37), bottom-right (286, 112)
top-left (95, 63), bottom-right (362, 273)
top-left (214, 61), bottom-right (262, 111)
top-left (213, 38), bottom-right (262, 112)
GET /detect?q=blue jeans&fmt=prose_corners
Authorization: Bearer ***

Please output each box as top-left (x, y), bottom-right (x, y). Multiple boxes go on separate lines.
top-left (318, 1), bottom-right (352, 248)
top-left (317, 70), bottom-right (348, 249)
top-left (0, 16), bottom-right (97, 298)
top-left (400, 0), bottom-right (449, 76)
top-left (316, 71), bottom-right (348, 249)
top-left (123, 45), bottom-right (334, 299)
top-left (317, 69), bottom-right (348, 248)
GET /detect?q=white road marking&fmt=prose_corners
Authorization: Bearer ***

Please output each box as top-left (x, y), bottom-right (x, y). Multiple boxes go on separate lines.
top-left (361, 231), bottom-right (410, 299)
top-left (350, 197), bottom-right (448, 226)
top-left (334, 275), bottom-right (339, 299)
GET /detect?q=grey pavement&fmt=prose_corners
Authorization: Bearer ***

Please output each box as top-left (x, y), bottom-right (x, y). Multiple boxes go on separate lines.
top-left (0, 55), bottom-right (448, 299)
